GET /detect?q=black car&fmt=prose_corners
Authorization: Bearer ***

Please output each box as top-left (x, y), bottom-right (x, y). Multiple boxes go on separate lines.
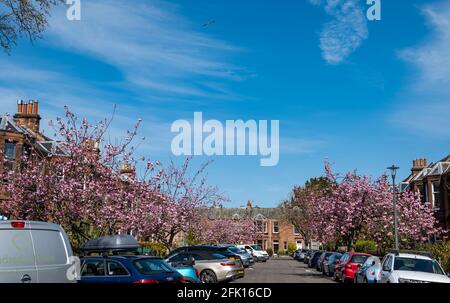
top-left (304, 250), bottom-right (317, 264)
top-left (308, 251), bottom-right (323, 268)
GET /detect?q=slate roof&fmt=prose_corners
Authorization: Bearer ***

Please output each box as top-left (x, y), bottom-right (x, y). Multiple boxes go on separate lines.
top-left (200, 206), bottom-right (284, 220)
top-left (1, 114), bottom-right (68, 157)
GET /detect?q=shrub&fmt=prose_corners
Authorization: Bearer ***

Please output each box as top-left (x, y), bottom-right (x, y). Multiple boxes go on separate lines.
top-left (417, 241), bottom-right (450, 273)
top-left (288, 243), bottom-right (297, 254)
top-left (266, 248), bottom-right (274, 257)
top-left (139, 241), bottom-right (168, 257)
top-left (355, 240), bottom-right (377, 253)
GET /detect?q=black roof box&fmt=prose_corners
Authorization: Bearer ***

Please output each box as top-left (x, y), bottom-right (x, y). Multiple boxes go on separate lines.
top-left (81, 235), bottom-right (139, 252)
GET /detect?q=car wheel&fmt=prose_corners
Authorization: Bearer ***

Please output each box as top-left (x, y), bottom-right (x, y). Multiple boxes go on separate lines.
top-left (200, 270), bottom-right (218, 283)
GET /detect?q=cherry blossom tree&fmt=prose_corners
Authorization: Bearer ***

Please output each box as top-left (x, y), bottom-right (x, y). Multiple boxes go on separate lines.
top-left (0, 106), bottom-right (160, 247)
top-left (143, 158), bottom-right (228, 251)
top-left (195, 218), bottom-right (256, 245)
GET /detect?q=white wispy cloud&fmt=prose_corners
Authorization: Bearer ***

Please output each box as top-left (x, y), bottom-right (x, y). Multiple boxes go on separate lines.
top-left (46, 0), bottom-right (248, 101)
top-left (308, 0), bottom-right (368, 64)
top-left (392, 1), bottom-right (450, 136)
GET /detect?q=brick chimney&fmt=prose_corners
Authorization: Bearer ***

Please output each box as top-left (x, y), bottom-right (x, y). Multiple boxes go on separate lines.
top-left (13, 100), bottom-right (41, 134)
top-left (411, 158), bottom-right (428, 176)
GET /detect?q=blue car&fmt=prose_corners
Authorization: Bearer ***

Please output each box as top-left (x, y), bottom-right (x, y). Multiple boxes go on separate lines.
top-left (79, 235), bottom-right (185, 284)
top-left (80, 255), bottom-right (185, 283)
top-left (354, 256), bottom-right (382, 283)
top-left (170, 261), bottom-right (201, 283)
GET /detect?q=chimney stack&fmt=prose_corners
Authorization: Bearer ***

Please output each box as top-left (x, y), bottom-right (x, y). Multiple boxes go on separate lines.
top-left (412, 158), bottom-right (428, 176)
top-left (13, 99), bottom-right (41, 134)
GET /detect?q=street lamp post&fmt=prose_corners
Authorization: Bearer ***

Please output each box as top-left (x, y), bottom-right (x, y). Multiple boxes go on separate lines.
top-left (387, 165), bottom-right (400, 251)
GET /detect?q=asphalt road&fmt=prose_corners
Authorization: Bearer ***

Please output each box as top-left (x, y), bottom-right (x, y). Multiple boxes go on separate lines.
top-left (233, 257), bottom-right (336, 283)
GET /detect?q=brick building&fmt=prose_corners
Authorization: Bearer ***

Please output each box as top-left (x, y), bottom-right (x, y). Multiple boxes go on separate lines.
top-left (0, 100), bottom-right (67, 203)
top-left (202, 201), bottom-right (306, 254)
top-left (402, 155), bottom-right (450, 234)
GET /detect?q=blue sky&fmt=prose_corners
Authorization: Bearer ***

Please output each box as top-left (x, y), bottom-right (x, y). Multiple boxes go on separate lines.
top-left (1, 0), bottom-right (449, 207)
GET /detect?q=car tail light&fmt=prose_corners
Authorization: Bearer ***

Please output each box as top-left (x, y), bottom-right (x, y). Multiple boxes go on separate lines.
top-left (133, 279), bottom-right (159, 284)
top-left (195, 268), bottom-right (200, 279)
top-left (179, 276), bottom-right (185, 283)
top-left (11, 221), bottom-right (25, 229)
top-left (220, 262), bottom-right (236, 266)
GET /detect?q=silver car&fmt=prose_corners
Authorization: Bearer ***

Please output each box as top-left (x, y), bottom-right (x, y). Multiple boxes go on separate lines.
top-left (166, 251), bottom-right (245, 283)
top-left (0, 221), bottom-right (76, 283)
top-left (217, 245), bottom-right (254, 268)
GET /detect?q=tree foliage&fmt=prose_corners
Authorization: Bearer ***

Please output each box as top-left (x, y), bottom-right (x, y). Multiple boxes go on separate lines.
top-left (0, 0), bottom-right (63, 52)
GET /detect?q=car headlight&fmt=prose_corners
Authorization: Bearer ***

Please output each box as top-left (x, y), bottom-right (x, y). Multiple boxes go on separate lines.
top-left (398, 278), bottom-right (430, 283)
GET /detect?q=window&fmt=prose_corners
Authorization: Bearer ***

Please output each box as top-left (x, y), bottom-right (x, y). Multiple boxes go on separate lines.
top-left (169, 253), bottom-right (190, 263)
top-left (273, 221), bottom-right (279, 233)
top-left (3, 142), bottom-right (16, 171)
top-left (294, 225), bottom-right (300, 235)
top-left (133, 259), bottom-right (173, 275)
top-left (31, 230), bottom-right (68, 266)
top-left (283, 241), bottom-right (288, 251)
top-left (382, 256), bottom-right (393, 272)
top-left (432, 181), bottom-right (440, 210)
top-left (81, 260), bottom-right (106, 277)
top-left (4, 142), bottom-right (16, 160)
top-left (256, 221), bottom-right (263, 233)
top-left (106, 261), bottom-right (129, 276)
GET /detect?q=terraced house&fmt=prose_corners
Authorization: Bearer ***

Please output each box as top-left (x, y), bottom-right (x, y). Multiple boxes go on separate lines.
top-left (402, 156), bottom-right (450, 236)
top-left (204, 201), bottom-right (306, 254)
top-left (0, 100), bottom-right (67, 203)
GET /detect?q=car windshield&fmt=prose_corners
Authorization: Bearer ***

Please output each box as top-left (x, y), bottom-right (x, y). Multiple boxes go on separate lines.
top-left (394, 257), bottom-right (445, 275)
top-left (133, 259), bottom-right (174, 275)
top-left (251, 245), bottom-right (263, 251)
top-left (350, 255), bottom-right (369, 264)
top-left (227, 246), bottom-right (241, 253)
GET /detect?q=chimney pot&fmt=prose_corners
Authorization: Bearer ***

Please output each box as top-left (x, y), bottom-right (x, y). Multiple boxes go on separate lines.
top-left (27, 101), bottom-right (33, 114)
top-left (33, 100), bottom-right (39, 114)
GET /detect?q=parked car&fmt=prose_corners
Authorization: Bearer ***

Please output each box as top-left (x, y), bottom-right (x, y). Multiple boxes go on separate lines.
top-left (238, 244), bottom-right (270, 262)
top-left (79, 235), bottom-right (185, 284)
top-left (298, 249), bottom-right (309, 261)
top-left (334, 252), bottom-right (371, 282)
top-left (308, 251), bottom-right (323, 268)
top-left (323, 253), bottom-right (342, 277)
top-left (354, 256), bottom-right (382, 283)
top-left (316, 252), bottom-right (334, 272)
top-left (380, 251), bottom-right (450, 283)
top-left (166, 250), bottom-right (245, 283)
top-left (168, 245), bottom-right (243, 265)
top-left (215, 245), bottom-right (254, 268)
top-left (0, 221), bottom-right (76, 283)
top-left (304, 250), bottom-right (317, 264)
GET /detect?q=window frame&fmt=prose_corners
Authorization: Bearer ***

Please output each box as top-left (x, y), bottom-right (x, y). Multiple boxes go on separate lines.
top-left (272, 221), bottom-right (279, 234)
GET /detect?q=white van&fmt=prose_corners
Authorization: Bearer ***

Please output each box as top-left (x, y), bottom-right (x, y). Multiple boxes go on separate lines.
top-left (0, 221), bottom-right (76, 283)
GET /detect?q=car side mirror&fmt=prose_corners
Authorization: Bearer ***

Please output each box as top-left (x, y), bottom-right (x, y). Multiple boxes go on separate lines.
top-left (357, 264), bottom-right (362, 268)
top-left (371, 261), bottom-right (376, 266)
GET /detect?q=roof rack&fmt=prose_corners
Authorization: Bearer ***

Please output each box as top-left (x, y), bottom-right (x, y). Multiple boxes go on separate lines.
top-left (80, 235), bottom-right (139, 256)
top-left (390, 250), bottom-right (433, 259)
